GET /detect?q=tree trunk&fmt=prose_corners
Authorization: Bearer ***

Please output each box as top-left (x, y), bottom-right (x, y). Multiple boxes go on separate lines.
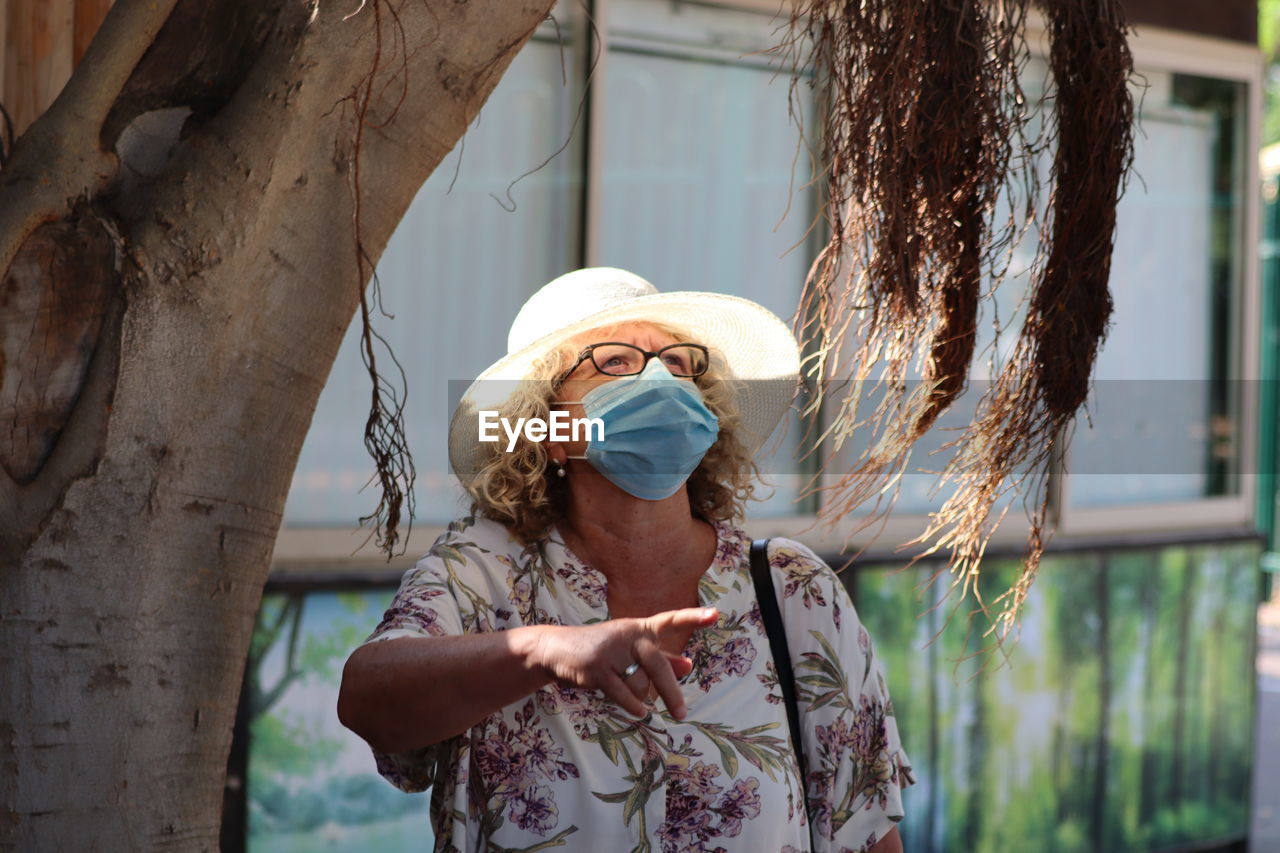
top-left (962, 627), bottom-right (985, 850)
top-left (925, 587), bottom-right (940, 853)
top-left (0, 0), bottom-right (554, 847)
top-left (1091, 556), bottom-right (1111, 851)
top-left (1169, 555), bottom-right (1197, 808)
top-left (1137, 554), bottom-right (1160, 825)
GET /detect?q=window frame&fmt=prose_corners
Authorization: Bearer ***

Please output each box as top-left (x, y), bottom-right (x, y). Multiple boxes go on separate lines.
top-left (1055, 22), bottom-right (1264, 541)
top-left (272, 4), bottom-right (1265, 569)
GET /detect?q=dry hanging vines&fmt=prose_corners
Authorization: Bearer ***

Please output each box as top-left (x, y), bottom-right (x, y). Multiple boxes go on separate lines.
top-left (783, 0), bottom-right (1134, 636)
top-left (347, 0), bottom-right (418, 557)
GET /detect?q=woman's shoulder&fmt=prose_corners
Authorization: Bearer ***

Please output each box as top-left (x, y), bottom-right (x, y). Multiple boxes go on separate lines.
top-left (763, 535), bottom-right (829, 570)
top-left (434, 514), bottom-right (523, 548)
top-left (712, 524), bottom-right (833, 580)
top-left (411, 515), bottom-right (531, 576)
top-left (753, 534), bottom-right (855, 622)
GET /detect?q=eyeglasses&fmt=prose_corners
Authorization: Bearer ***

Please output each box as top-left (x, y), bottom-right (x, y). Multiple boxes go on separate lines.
top-left (558, 342), bottom-right (710, 384)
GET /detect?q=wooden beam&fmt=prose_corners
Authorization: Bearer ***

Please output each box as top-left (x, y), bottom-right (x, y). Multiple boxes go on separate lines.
top-left (72, 0), bottom-right (112, 66)
top-left (3, 0), bottom-right (74, 138)
top-left (0, 1), bottom-right (7, 120)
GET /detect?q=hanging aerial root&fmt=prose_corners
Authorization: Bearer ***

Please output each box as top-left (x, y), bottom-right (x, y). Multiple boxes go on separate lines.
top-left (782, 0), bottom-right (1031, 534)
top-left (347, 0), bottom-right (418, 557)
top-left (779, 0), bottom-right (1133, 638)
top-left (915, 0), bottom-right (1134, 639)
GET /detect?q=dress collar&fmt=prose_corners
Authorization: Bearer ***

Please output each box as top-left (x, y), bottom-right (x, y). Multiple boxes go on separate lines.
top-left (544, 519), bottom-right (746, 613)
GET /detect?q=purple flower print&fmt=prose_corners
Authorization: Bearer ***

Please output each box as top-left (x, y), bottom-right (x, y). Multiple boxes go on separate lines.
top-left (513, 722), bottom-right (579, 782)
top-left (850, 697), bottom-right (888, 770)
top-left (474, 736), bottom-right (521, 786)
top-left (714, 524), bottom-right (747, 569)
top-left (721, 637), bottom-right (756, 678)
top-left (717, 778), bottom-right (762, 837)
top-left (506, 567), bottom-right (534, 616)
top-left (769, 547), bottom-right (808, 571)
top-left (536, 683), bottom-right (610, 738)
top-left (471, 700), bottom-right (579, 838)
top-left (555, 561), bottom-right (608, 608)
top-left (373, 586), bottom-right (448, 638)
top-left (817, 717), bottom-right (854, 754)
top-left (659, 755), bottom-right (764, 852)
top-left (756, 661), bottom-right (783, 704)
top-left (687, 625), bottom-right (758, 691)
top-left (509, 783), bottom-right (559, 835)
top-left (781, 563), bottom-right (828, 610)
top-left (850, 697), bottom-right (894, 811)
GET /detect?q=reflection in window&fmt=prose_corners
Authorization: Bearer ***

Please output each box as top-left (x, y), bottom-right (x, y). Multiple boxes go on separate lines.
top-left (1068, 73), bottom-right (1245, 508)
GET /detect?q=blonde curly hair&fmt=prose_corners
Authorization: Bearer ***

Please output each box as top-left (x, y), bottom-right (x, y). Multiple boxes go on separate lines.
top-left (465, 322), bottom-right (760, 543)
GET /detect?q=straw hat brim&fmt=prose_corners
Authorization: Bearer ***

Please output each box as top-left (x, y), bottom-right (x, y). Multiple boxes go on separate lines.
top-left (448, 291), bottom-right (801, 484)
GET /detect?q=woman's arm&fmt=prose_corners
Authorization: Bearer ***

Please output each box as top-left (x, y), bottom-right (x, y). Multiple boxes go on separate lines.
top-left (337, 607), bottom-right (718, 754)
top-left (338, 627), bottom-right (549, 754)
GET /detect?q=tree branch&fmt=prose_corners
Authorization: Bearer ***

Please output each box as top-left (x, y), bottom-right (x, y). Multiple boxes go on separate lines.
top-left (251, 594), bottom-right (305, 717)
top-left (0, 0), bottom-right (180, 280)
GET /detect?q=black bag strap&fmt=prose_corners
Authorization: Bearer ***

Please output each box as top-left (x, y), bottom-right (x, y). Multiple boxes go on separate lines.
top-left (749, 538), bottom-right (811, 806)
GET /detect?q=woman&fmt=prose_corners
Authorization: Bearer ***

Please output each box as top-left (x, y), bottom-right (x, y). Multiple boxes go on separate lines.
top-left (338, 268), bottom-right (913, 852)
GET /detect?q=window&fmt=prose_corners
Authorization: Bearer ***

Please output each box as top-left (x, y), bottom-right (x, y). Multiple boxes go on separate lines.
top-left (1065, 71), bottom-right (1249, 510)
top-left (778, 27), bottom-right (1261, 551)
top-left (278, 0), bottom-right (815, 559)
top-left (274, 6), bottom-right (1262, 564)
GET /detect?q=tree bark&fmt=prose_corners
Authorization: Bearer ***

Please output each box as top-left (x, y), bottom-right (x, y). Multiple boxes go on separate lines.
top-left (0, 0), bottom-right (554, 847)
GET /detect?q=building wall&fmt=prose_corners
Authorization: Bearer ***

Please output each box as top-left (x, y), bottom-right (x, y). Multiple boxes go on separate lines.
top-left (1125, 0), bottom-right (1257, 45)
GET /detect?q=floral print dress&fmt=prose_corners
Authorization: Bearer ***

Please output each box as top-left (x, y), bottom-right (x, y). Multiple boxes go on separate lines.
top-left (363, 516), bottom-right (914, 853)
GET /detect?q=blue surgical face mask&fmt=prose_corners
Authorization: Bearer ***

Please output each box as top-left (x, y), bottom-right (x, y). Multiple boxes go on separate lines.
top-left (562, 358), bottom-right (720, 501)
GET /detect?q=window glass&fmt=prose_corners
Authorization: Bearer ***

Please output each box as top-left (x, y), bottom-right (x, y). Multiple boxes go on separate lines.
top-left (597, 1), bottom-right (816, 516)
top-left (1066, 72), bottom-right (1245, 508)
top-left (284, 36), bottom-right (583, 525)
top-left (820, 63), bottom-right (1248, 518)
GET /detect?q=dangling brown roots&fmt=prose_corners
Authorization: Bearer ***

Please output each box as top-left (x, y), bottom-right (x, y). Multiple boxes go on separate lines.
top-left (348, 0), bottom-right (417, 557)
top-left (785, 0), bottom-right (1031, 526)
top-left (925, 0), bottom-right (1133, 639)
top-left (782, 0), bottom-right (1133, 637)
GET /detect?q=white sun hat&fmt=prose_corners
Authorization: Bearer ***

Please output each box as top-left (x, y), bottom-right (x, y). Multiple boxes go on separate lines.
top-left (448, 267), bottom-right (801, 485)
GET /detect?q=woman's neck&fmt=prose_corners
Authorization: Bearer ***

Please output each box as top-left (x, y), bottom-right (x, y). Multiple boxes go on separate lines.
top-left (557, 479), bottom-right (716, 610)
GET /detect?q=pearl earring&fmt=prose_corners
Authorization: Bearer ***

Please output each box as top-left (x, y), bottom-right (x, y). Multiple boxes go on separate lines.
top-left (555, 462), bottom-right (566, 478)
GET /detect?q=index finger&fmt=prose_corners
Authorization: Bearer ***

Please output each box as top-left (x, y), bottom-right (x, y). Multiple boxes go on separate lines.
top-left (647, 607), bottom-right (719, 636)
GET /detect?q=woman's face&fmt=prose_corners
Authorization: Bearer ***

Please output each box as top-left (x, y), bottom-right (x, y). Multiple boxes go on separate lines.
top-left (555, 322), bottom-right (689, 400)
top-left (550, 322), bottom-right (696, 459)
